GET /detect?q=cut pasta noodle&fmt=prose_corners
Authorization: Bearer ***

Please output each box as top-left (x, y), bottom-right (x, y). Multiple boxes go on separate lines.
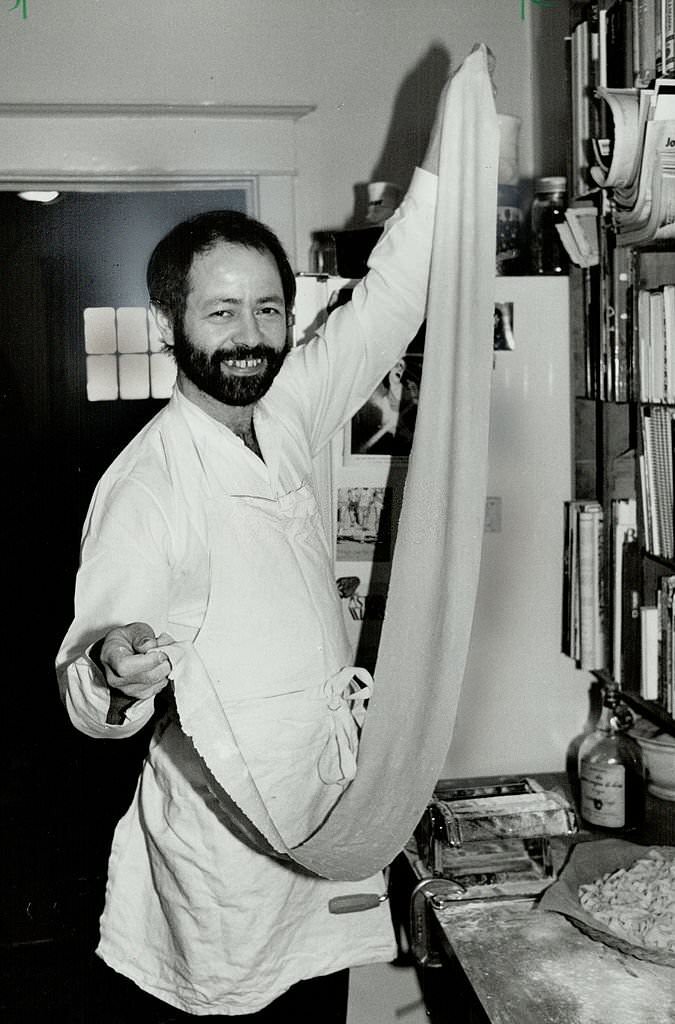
top-left (578, 849), bottom-right (675, 951)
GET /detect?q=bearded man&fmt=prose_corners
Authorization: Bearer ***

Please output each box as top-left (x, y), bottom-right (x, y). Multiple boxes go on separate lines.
top-left (56, 103), bottom-right (441, 1020)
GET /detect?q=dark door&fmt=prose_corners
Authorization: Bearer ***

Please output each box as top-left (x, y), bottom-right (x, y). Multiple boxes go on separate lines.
top-left (0, 189), bottom-right (248, 990)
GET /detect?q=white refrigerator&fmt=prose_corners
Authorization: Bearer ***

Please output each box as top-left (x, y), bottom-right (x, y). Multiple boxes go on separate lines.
top-left (293, 273), bottom-right (590, 779)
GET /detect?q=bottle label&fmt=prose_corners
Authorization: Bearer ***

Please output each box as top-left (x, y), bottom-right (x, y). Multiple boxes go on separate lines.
top-left (580, 761), bottom-right (625, 828)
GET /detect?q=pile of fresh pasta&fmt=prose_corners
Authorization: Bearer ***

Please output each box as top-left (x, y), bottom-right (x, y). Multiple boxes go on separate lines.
top-left (578, 849), bottom-right (675, 951)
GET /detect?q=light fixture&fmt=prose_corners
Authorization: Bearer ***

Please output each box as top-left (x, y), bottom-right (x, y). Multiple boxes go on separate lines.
top-left (17, 190), bottom-right (61, 204)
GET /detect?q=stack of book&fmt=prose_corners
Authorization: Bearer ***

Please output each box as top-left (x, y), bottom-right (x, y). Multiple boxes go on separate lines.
top-left (587, 244), bottom-right (675, 403)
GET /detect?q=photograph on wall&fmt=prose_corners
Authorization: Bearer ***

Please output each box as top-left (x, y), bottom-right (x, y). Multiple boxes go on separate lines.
top-left (336, 574), bottom-right (387, 624)
top-left (336, 486), bottom-right (392, 562)
top-left (494, 301), bottom-right (515, 350)
top-left (344, 328), bottom-right (424, 463)
top-left (336, 572), bottom-right (389, 673)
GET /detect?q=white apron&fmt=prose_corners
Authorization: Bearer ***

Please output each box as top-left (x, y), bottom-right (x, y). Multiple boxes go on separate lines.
top-left (97, 439), bottom-right (395, 1014)
top-left (173, 478), bottom-right (373, 853)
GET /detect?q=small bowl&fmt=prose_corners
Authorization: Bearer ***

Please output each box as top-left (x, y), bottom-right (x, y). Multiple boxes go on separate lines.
top-left (636, 732), bottom-right (675, 801)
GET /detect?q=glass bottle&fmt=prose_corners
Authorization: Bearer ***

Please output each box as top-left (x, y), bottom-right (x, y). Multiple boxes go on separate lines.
top-left (530, 175), bottom-right (569, 275)
top-left (578, 685), bottom-right (645, 832)
top-left (308, 231), bottom-right (337, 275)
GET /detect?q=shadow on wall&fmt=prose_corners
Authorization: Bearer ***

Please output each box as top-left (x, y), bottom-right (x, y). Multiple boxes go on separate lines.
top-left (344, 42), bottom-right (451, 228)
top-left (530, 2), bottom-right (570, 177)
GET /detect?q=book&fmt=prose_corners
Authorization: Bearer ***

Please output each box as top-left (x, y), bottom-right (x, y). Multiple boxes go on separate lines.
top-left (634, 256), bottom-right (675, 401)
top-left (621, 526), bottom-right (643, 690)
top-left (657, 575), bottom-right (675, 709)
top-left (666, 0), bottom-right (675, 74)
top-left (612, 244), bottom-right (633, 400)
top-left (641, 603), bottom-right (660, 698)
top-left (571, 17), bottom-right (592, 194)
top-left (563, 500), bottom-right (608, 669)
top-left (637, 287), bottom-right (652, 401)
top-left (663, 284), bottom-right (675, 401)
top-left (606, 0), bottom-right (636, 88)
top-left (563, 500), bottom-right (582, 662)
top-left (612, 498), bottom-right (639, 682)
top-left (636, 247), bottom-right (675, 288)
top-left (577, 501), bottom-right (607, 670)
top-left (640, 404), bottom-right (675, 557)
top-left (657, 0), bottom-right (666, 75)
top-left (562, 501), bottom-right (574, 658)
top-left (649, 288), bottom-right (665, 401)
top-left (636, 0), bottom-right (658, 86)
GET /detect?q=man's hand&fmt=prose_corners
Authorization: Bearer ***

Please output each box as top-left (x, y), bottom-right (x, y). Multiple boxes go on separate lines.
top-left (99, 622), bottom-right (175, 702)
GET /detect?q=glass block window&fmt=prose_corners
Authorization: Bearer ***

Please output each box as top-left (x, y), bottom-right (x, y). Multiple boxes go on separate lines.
top-left (84, 307), bottom-right (176, 401)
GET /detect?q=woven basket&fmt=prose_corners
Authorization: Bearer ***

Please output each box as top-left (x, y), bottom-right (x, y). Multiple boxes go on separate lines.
top-left (538, 838), bottom-right (675, 967)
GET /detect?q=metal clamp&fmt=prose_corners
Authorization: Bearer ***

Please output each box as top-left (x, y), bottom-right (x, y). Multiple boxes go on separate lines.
top-left (409, 877), bottom-right (465, 967)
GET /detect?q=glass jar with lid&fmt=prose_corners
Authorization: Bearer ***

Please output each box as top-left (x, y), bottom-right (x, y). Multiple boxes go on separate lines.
top-left (530, 176), bottom-right (569, 275)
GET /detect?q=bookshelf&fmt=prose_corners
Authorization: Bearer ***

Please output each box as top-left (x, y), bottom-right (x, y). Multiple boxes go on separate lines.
top-left (566, 1), bottom-right (675, 736)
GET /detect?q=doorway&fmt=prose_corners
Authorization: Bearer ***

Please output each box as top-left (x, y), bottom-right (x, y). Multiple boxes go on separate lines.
top-left (0, 186), bottom-right (253, 965)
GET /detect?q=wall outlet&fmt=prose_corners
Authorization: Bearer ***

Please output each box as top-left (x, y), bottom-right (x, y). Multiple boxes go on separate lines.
top-left (485, 496), bottom-right (502, 533)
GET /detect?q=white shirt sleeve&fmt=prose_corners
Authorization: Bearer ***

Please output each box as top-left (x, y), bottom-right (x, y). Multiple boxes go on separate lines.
top-left (60, 645), bottom-right (155, 738)
top-left (278, 167), bottom-right (438, 454)
top-left (56, 476), bottom-right (174, 738)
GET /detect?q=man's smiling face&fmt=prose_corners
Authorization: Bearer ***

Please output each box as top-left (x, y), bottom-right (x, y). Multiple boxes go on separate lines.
top-left (172, 240), bottom-right (289, 407)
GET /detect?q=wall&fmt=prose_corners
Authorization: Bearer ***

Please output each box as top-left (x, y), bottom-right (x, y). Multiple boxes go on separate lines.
top-left (443, 277), bottom-right (591, 779)
top-left (0, 0), bottom-right (570, 268)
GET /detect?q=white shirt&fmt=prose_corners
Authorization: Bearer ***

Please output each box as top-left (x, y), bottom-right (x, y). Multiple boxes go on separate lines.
top-left (56, 167), bottom-right (437, 1016)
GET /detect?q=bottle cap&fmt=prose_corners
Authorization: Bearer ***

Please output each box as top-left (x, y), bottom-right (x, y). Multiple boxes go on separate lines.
top-left (535, 176), bottom-right (567, 194)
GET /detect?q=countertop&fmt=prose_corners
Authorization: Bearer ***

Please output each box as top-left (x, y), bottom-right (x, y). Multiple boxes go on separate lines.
top-left (406, 772), bottom-right (675, 1024)
top-left (432, 895), bottom-right (675, 1024)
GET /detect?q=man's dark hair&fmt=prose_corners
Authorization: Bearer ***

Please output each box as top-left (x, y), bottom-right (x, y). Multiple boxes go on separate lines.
top-left (147, 209), bottom-right (296, 326)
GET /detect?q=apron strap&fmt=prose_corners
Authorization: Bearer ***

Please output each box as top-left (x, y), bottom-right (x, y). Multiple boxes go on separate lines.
top-left (319, 667), bottom-right (373, 785)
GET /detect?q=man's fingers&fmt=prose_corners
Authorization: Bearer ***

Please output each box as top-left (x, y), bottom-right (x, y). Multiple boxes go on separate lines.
top-left (99, 623), bottom-right (175, 698)
top-left (113, 647), bottom-right (170, 679)
top-left (124, 622), bottom-right (159, 653)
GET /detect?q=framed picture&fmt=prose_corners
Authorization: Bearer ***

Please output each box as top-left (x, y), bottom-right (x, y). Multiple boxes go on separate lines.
top-left (336, 486), bottom-right (393, 562)
top-left (494, 301), bottom-right (515, 350)
top-left (343, 329), bottom-right (424, 465)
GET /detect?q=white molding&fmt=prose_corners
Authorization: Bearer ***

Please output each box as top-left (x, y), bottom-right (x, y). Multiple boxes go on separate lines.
top-left (0, 103), bottom-right (313, 262)
top-left (0, 116), bottom-right (308, 181)
top-left (0, 104), bottom-right (314, 264)
top-left (0, 103), bottom-right (315, 120)
top-left (0, 103), bottom-right (315, 184)
top-left (9, 174), bottom-right (261, 193)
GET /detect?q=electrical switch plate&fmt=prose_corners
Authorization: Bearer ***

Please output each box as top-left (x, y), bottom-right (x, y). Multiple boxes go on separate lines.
top-left (485, 496), bottom-right (502, 533)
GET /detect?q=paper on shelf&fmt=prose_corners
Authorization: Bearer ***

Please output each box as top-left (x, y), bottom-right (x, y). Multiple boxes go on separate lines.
top-left (590, 87), bottom-right (641, 188)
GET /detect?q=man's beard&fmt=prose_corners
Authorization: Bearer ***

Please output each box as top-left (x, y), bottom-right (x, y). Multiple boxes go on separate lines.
top-left (173, 323), bottom-right (289, 406)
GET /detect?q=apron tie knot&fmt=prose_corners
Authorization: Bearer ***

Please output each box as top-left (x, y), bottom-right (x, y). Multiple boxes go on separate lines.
top-left (318, 666), bottom-right (373, 786)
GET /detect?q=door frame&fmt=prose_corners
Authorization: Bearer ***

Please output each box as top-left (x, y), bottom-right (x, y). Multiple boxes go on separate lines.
top-left (0, 101), bottom-right (315, 264)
